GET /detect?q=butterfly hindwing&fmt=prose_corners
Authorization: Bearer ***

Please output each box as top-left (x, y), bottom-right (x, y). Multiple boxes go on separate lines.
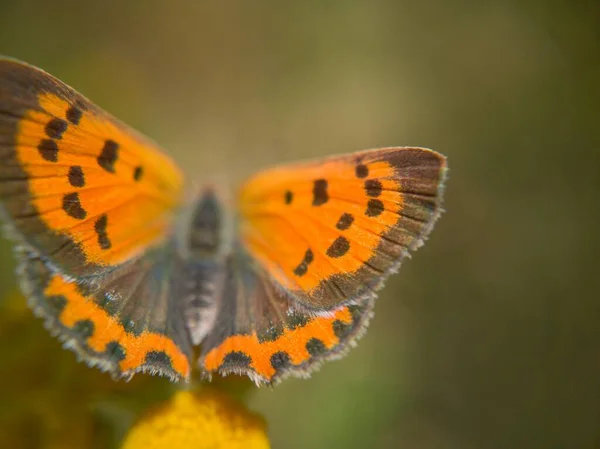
top-left (238, 147), bottom-right (447, 310)
top-left (198, 249), bottom-right (375, 385)
top-left (18, 245), bottom-right (193, 381)
top-left (0, 58), bottom-right (183, 278)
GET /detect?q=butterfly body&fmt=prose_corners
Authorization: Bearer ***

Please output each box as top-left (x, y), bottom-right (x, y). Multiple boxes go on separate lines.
top-left (0, 58), bottom-right (447, 385)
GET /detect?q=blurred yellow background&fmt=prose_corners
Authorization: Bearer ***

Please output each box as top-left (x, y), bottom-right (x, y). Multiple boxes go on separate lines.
top-left (1, 1), bottom-right (599, 448)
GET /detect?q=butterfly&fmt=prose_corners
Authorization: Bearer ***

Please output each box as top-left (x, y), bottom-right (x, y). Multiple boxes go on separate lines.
top-left (0, 58), bottom-right (447, 385)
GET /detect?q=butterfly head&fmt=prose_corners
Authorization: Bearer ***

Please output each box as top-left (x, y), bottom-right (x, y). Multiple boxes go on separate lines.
top-left (187, 188), bottom-right (224, 258)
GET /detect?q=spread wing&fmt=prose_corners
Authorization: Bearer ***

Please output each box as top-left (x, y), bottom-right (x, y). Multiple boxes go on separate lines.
top-left (18, 245), bottom-right (194, 381)
top-left (0, 58), bottom-right (183, 278)
top-left (238, 147), bottom-right (447, 310)
top-left (198, 250), bottom-right (375, 386)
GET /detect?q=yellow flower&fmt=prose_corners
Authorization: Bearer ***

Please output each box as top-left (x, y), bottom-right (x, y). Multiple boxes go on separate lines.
top-left (121, 389), bottom-right (270, 449)
top-left (0, 291), bottom-right (176, 448)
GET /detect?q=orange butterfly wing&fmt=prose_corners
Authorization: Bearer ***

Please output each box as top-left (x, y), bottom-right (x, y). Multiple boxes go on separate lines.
top-left (238, 147), bottom-right (447, 309)
top-left (0, 59), bottom-right (183, 276)
top-left (20, 248), bottom-right (192, 381)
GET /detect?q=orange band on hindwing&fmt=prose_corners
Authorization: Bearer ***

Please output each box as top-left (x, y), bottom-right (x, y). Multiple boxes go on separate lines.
top-left (203, 307), bottom-right (353, 381)
top-left (45, 274), bottom-right (190, 379)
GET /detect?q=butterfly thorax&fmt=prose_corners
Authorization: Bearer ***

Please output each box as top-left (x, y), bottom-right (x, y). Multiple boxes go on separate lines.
top-left (187, 189), bottom-right (222, 258)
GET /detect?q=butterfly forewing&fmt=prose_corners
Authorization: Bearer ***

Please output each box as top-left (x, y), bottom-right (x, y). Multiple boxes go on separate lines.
top-left (238, 147), bottom-right (447, 310)
top-left (0, 58), bottom-right (183, 278)
top-left (19, 246), bottom-right (193, 381)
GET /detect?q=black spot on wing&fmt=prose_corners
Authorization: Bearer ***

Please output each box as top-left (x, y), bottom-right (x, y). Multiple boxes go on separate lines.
top-left (47, 295), bottom-right (67, 314)
top-left (355, 164), bottom-right (369, 178)
top-left (145, 351), bottom-right (174, 373)
top-left (258, 325), bottom-right (284, 343)
top-left (221, 351), bottom-right (252, 370)
top-left (66, 106), bottom-right (82, 125)
top-left (62, 192), bottom-right (87, 219)
top-left (365, 179), bottom-right (382, 197)
top-left (333, 319), bottom-right (353, 340)
top-left (294, 248), bottom-right (314, 276)
top-left (306, 338), bottom-right (326, 356)
top-left (98, 140), bottom-right (119, 173)
top-left (326, 236), bottom-right (350, 258)
top-left (38, 139), bottom-right (58, 162)
top-left (133, 166), bottom-right (143, 181)
top-left (336, 213), bottom-right (354, 230)
top-left (284, 190), bottom-right (293, 204)
top-left (287, 313), bottom-right (309, 329)
top-left (45, 118), bottom-right (68, 139)
top-left (68, 166), bottom-right (85, 187)
top-left (270, 351), bottom-right (291, 370)
top-left (365, 199), bottom-right (384, 217)
top-left (73, 319), bottom-right (95, 339)
top-left (94, 214), bottom-right (111, 250)
top-left (105, 341), bottom-right (126, 363)
top-left (312, 179), bottom-right (329, 206)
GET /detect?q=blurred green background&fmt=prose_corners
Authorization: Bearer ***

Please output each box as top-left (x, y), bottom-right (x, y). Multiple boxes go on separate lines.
top-left (1, 1), bottom-right (599, 448)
